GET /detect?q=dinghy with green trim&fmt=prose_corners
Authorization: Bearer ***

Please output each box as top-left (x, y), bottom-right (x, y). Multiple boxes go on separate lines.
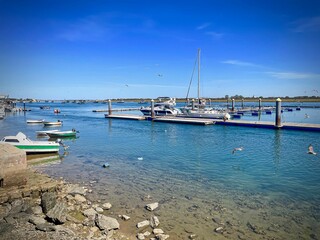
top-left (46, 129), bottom-right (77, 138)
top-left (0, 132), bottom-right (60, 153)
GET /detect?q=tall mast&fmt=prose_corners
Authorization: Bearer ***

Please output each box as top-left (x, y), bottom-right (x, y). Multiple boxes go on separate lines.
top-left (198, 48), bottom-right (201, 102)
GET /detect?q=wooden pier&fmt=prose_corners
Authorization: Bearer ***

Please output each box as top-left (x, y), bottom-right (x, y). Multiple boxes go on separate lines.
top-left (104, 114), bottom-right (145, 120)
top-left (104, 114), bottom-right (320, 131)
top-left (153, 116), bottom-right (215, 125)
top-left (93, 108), bottom-right (140, 112)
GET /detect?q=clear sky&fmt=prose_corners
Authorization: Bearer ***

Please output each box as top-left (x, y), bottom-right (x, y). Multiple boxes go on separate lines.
top-left (1, 0), bottom-right (319, 100)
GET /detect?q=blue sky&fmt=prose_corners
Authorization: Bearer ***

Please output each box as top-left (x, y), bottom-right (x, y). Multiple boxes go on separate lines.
top-left (1, 0), bottom-right (319, 100)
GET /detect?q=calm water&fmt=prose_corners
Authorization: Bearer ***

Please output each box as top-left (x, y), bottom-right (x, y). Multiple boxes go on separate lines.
top-left (1, 102), bottom-right (320, 239)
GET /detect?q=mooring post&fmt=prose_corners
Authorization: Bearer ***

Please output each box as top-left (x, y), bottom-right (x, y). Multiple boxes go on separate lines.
top-left (242, 99), bottom-right (244, 109)
top-left (151, 99), bottom-right (155, 119)
top-left (191, 99), bottom-right (195, 110)
top-left (259, 98), bottom-right (262, 111)
top-left (232, 99), bottom-right (235, 112)
top-left (275, 98), bottom-right (282, 127)
top-left (108, 99), bottom-right (112, 115)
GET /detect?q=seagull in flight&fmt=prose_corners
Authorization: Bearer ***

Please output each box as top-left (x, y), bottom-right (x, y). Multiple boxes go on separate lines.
top-left (232, 147), bottom-right (244, 154)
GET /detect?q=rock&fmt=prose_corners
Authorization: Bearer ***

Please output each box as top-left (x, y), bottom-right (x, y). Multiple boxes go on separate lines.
top-left (35, 223), bottom-right (56, 232)
top-left (83, 208), bottom-right (97, 218)
top-left (46, 202), bottom-right (67, 224)
top-left (66, 186), bottom-right (87, 196)
top-left (55, 225), bottom-right (76, 236)
top-left (153, 228), bottom-right (164, 234)
top-left (150, 216), bottom-right (160, 228)
top-left (102, 202), bottom-right (112, 210)
top-left (121, 215), bottom-right (130, 221)
top-left (137, 233), bottom-right (145, 240)
top-left (156, 234), bottom-right (170, 240)
top-left (215, 227), bottom-right (224, 233)
top-left (41, 192), bottom-right (57, 214)
top-left (189, 234), bottom-right (197, 239)
top-left (146, 202), bottom-right (159, 211)
top-left (137, 220), bottom-right (150, 228)
top-left (29, 215), bottom-right (46, 225)
top-left (74, 194), bottom-right (86, 203)
top-left (143, 231), bottom-right (151, 236)
top-left (95, 214), bottom-right (120, 231)
top-left (95, 207), bottom-right (104, 213)
top-left (31, 206), bottom-right (43, 215)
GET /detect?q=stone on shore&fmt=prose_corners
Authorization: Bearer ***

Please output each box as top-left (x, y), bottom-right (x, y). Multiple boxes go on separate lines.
top-left (150, 216), bottom-right (160, 228)
top-left (102, 202), bottom-right (112, 210)
top-left (41, 192), bottom-right (57, 214)
top-left (137, 220), bottom-right (150, 228)
top-left (153, 228), bottom-right (164, 234)
top-left (95, 214), bottom-right (120, 231)
top-left (46, 202), bottom-right (68, 224)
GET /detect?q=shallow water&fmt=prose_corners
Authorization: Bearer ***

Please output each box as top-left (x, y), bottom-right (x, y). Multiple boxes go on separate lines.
top-left (1, 102), bottom-right (320, 239)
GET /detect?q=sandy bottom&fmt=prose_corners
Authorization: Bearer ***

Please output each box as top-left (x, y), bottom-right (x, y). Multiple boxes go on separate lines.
top-left (34, 157), bottom-right (320, 240)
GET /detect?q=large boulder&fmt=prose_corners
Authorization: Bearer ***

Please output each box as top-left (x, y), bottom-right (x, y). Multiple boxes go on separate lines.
top-left (95, 214), bottom-right (119, 231)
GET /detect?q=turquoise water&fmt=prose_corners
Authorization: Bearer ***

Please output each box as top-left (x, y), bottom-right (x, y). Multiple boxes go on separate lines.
top-left (1, 102), bottom-right (320, 239)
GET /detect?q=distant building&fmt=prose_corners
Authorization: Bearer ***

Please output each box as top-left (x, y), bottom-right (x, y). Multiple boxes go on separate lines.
top-left (0, 95), bottom-right (9, 100)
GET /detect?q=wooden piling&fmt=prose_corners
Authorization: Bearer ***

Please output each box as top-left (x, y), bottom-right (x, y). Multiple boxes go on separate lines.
top-left (232, 99), bottom-right (235, 112)
top-left (191, 99), bottom-right (195, 110)
top-left (241, 99), bottom-right (244, 109)
top-left (275, 98), bottom-right (282, 127)
top-left (108, 100), bottom-right (112, 115)
top-left (259, 98), bottom-right (262, 110)
top-left (151, 99), bottom-right (155, 119)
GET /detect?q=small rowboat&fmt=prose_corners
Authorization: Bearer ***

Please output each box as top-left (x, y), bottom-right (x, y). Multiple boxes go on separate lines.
top-left (46, 130), bottom-right (77, 138)
top-left (27, 119), bottom-right (44, 124)
top-left (43, 120), bottom-right (63, 126)
top-left (36, 130), bottom-right (59, 137)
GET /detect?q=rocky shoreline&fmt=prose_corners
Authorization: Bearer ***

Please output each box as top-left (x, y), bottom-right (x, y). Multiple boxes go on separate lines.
top-left (0, 167), bottom-right (168, 240)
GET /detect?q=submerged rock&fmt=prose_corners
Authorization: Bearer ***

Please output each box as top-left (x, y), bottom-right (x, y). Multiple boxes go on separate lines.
top-left (146, 202), bottom-right (159, 211)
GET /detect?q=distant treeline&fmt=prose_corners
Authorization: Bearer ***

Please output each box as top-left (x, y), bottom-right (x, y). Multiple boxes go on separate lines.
top-left (5, 95), bottom-right (320, 103)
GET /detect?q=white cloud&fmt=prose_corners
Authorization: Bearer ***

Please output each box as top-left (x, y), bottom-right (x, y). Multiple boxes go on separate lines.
top-left (196, 22), bottom-right (211, 30)
top-left (206, 31), bottom-right (224, 39)
top-left (266, 71), bottom-right (320, 79)
top-left (57, 17), bottom-right (108, 42)
top-left (291, 16), bottom-right (320, 32)
top-left (221, 60), bottom-right (263, 68)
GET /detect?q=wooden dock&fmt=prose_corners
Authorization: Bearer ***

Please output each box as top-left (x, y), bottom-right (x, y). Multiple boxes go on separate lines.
top-left (214, 119), bottom-right (320, 131)
top-left (153, 116), bottom-right (215, 125)
top-left (104, 114), bottom-right (146, 120)
top-left (93, 108), bottom-right (140, 112)
top-left (103, 114), bottom-right (320, 131)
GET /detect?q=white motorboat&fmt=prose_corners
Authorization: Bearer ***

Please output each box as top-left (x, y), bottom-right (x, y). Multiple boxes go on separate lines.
top-left (140, 98), bottom-right (181, 116)
top-left (1, 132), bottom-right (60, 153)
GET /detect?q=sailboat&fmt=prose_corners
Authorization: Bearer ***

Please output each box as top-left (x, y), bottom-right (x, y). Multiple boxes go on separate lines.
top-left (180, 49), bottom-right (231, 120)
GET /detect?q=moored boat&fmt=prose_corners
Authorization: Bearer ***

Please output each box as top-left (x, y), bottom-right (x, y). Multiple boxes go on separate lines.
top-left (27, 119), bottom-right (44, 124)
top-left (36, 129), bottom-right (60, 137)
top-left (0, 132), bottom-right (60, 153)
top-left (46, 129), bottom-right (77, 138)
top-left (43, 120), bottom-right (63, 126)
